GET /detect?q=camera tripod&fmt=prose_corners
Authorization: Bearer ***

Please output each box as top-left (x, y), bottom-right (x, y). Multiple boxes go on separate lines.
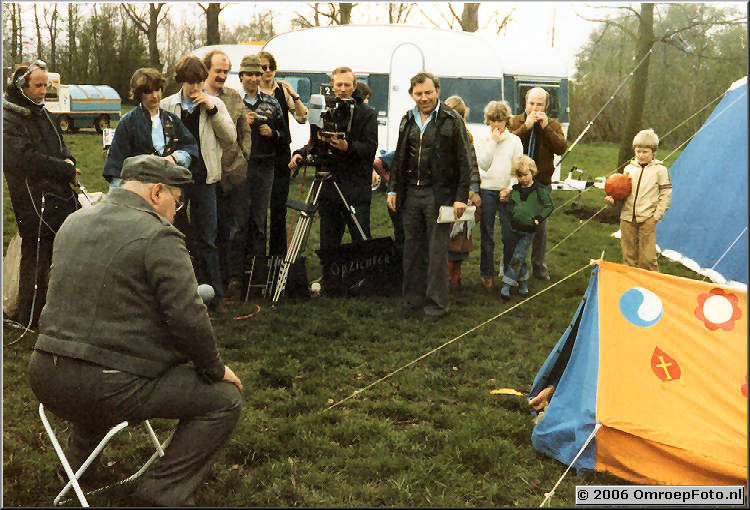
top-left (271, 167), bottom-right (368, 305)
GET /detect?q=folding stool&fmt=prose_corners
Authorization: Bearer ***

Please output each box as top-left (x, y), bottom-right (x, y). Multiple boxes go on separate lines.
top-left (38, 403), bottom-right (172, 507)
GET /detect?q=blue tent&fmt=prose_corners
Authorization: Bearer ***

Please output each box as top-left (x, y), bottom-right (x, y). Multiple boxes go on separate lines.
top-left (657, 77), bottom-right (748, 285)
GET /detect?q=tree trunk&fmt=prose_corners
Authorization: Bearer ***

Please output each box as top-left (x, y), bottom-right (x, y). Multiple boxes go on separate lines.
top-left (461, 3), bottom-right (480, 32)
top-left (45, 4), bottom-right (59, 71)
top-left (339, 3), bottom-right (353, 25)
top-left (18, 3), bottom-right (23, 59)
top-left (617, 3), bottom-right (654, 168)
top-left (148, 4), bottom-right (161, 69)
top-left (68, 3), bottom-right (77, 69)
top-left (205, 3), bottom-right (221, 45)
top-left (10, 3), bottom-right (18, 64)
top-left (34, 4), bottom-right (43, 60)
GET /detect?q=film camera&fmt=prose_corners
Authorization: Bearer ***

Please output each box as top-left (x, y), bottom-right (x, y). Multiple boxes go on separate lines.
top-left (305, 84), bottom-right (356, 165)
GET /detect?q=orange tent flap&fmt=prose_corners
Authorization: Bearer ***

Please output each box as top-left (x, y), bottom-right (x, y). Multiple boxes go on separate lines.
top-left (596, 425), bottom-right (747, 485)
top-left (596, 261), bottom-right (747, 468)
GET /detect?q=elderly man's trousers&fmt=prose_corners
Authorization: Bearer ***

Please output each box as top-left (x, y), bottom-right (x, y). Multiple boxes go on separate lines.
top-left (401, 186), bottom-right (451, 318)
top-left (29, 350), bottom-right (241, 507)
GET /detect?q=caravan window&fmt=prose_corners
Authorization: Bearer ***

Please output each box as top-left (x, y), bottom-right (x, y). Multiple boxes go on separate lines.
top-left (354, 74), bottom-right (388, 117)
top-left (438, 78), bottom-right (503, 125)
top-left (274, 75), bottom-right (312, 104)
top-left (45, 84), bottom-right (59, 102)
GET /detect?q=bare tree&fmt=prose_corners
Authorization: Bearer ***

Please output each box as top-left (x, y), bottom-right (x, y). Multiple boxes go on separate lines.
top-left (67, 3), bottom-right (77, 69)
top-left (388, 2), bottom-right (415, 24)
top-left (34, 3), bottom-right (43, 60)
top-left (43, 4), bottom-right (60, 70)
top-left (199, 3), bottom-right (225, 45)
top-left (418, 3), bottom-right (513, 33)
top-left (291, 2), bottom-right (357, 28)
top-left (575, 2), bottom-right (747, 166)
top-left (5, 3), bottom-right (24, 65)
top-left (121, 3), bottom-right (169, 69)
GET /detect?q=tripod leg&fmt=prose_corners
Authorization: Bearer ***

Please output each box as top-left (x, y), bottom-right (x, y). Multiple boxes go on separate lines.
top-left (330, 179), bottom-right (368, 241)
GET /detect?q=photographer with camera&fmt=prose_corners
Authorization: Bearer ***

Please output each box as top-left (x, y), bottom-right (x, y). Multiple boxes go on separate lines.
top-left (289, 66), bottom-right (378, 251)
top-left (238, 55), bottom-right (288, 271)
top-left (507, 87), bottom-right (567, 281)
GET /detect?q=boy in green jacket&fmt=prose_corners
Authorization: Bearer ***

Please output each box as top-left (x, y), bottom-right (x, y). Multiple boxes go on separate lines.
top-left (499, 155), bottom-right (553, 299)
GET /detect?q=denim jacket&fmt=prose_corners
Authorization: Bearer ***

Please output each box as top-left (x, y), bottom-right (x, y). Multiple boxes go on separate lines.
top-left (102, 105), bottom-right (199, 181)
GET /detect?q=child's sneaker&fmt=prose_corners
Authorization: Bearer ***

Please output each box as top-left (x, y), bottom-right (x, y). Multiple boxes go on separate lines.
top-left (500, 284), bottom-right (511, 300)
top-left (519, 282), bottom-right (529, 296)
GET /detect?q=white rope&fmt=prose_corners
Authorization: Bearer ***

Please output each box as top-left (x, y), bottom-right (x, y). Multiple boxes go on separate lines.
top-left (321, 262), bottom-right (593, 413)
top-left (701, 226), bottom-right (748, 282)
top-left (547, 206), bottom-right (608, 255)
top-left (539, 423), bottom-right (602, 507)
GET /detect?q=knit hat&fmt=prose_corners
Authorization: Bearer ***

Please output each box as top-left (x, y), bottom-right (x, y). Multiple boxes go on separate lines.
top-left (120, 154), bottom-right (193, 186)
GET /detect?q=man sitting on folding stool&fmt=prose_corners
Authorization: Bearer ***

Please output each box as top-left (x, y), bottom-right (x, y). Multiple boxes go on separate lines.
top-left (28, 154), bottom-right (243, 507)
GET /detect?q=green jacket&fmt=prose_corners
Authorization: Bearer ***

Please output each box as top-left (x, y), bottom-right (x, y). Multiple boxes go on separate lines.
top-left (506, 182), bottom-right (554, 233)
top-left (34, 188), bottom-right (225, 382)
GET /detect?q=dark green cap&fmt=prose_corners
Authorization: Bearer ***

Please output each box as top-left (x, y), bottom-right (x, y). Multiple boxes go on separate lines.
top-left (239, 54), bottom-right (263, 75)
top-left (120, 154), bottom-right (193, 186)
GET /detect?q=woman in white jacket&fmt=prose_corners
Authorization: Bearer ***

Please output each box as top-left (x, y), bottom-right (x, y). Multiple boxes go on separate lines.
top-left (161, 56), bottom-right (236, 313)
top-left (476, 101), bottom-right (523, 289)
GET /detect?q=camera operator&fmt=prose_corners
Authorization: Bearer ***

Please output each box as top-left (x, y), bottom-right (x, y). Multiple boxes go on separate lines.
top-left (28, 155), bottom-right (242, 506)
top-left (239, 55), bottom-right (289, 266)
top-left (507, 87), bottom-right (567, 281)
top-left (3, 60), bottom-right (81, 329)
top-left (289, 66), bottom-right (378, 250)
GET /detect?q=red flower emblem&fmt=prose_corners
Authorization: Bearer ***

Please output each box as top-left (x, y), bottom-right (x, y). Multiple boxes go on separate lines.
top-left (695, 288), bottom-right (742, 331)
top-left (742, 376), bottom-right (747, 398)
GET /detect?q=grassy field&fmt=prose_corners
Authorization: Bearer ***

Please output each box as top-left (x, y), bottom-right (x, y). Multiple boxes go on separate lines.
top-left (3, 134), bottom-right (693, 506)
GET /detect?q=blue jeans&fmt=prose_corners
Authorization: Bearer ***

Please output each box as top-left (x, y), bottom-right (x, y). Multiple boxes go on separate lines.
top-left (108, 177), bottom-right (123, 191)
top-left (531, 183), bottom-right (552, 278)
top-left (502, 228), bottom-right (535, 286)
top-left (180, 182), bottom-right (223, 300)
top-left (216, 181), bottom-right (250, 283)
top-left (245, 158), bottom-right (275, 258)
top-left (479, 189), bottom-right (512, 279)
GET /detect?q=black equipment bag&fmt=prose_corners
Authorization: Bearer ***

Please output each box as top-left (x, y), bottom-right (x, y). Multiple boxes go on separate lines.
top-left (315, 237), bottom-right (402, 297)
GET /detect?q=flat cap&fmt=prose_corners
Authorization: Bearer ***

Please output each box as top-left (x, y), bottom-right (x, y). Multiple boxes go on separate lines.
top-left (120, 154), bottom-right (193, 186)
top-left (239, 54), bottom-right (263, 75)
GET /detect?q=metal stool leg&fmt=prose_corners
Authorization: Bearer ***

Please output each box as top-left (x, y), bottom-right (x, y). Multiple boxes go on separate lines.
top-left (39, 403), bottom-right (172, 507)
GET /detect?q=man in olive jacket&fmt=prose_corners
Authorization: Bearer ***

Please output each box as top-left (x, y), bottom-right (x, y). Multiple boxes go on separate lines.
top-left (387, 72), bottom-right (471, 321)
top-left (508, 87), bottom-right (567, 280)
top-left (28, 155), bottom-right (243, 507)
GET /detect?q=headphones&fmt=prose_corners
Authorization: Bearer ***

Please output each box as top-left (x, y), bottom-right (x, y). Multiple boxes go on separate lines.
top-left (15, 60), bottom-right (47, 89)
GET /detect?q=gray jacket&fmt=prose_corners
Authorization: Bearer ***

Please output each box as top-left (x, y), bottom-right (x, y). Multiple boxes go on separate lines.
top-left (34, 188), bottom-right (225, 382)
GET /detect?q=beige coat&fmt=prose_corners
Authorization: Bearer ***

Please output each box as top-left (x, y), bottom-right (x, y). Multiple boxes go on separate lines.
top-left (161, 91), bottom-right (236, 185)
top-left (620, 159), bottom-right (672, 223)
top-left (214, 86), bottom-right (251, 190)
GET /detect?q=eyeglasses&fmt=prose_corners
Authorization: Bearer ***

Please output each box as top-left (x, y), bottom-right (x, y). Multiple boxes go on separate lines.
top-left (167, 187), bottom-right (184, 212)
top-left (261, 65), bottom-right (273, 71)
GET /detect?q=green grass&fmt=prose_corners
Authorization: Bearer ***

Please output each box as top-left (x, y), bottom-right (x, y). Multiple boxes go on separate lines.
top-left (3, 141), bottom-right (695, 506)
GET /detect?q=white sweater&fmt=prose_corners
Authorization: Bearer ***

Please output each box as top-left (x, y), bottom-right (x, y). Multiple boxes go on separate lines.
top-left (476, 130), bottom-right (523, 191)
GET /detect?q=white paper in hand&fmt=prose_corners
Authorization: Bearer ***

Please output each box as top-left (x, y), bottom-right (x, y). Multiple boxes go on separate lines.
top-left (437, 205), bottom-right (476, 223)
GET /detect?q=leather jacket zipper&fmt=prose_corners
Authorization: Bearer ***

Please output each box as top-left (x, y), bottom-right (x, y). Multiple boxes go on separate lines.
top-left (416, 132), bottom-right (423, 185)
top-left (631, 164), bottom-right (646, 223)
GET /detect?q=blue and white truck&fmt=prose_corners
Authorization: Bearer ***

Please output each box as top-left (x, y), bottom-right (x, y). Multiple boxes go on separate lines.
top-left (44, 73), bottom-right (121, 133)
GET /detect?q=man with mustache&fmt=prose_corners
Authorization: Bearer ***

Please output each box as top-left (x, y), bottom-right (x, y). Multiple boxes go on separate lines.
top-left (202, 49), bottom-right (253, 297)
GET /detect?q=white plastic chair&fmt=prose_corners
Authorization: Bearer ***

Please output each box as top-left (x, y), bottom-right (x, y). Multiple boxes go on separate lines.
top-left (38, 403), bottom-right (172, 507)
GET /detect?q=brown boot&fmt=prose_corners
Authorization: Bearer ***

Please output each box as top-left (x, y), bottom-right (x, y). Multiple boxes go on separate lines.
top-left (481, 277), bottom-right (494, 289)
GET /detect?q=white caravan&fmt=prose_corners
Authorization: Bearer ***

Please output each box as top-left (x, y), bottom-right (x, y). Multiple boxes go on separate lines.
top-left (192, 25), bottom-right (569, 175)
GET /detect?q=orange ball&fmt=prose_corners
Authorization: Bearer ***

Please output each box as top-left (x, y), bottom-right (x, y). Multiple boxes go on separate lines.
top-left (605, 173), bottom-right (632, 200)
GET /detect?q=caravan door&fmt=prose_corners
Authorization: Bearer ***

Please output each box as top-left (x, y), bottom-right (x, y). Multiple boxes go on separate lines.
top-left (387, 43), bottom-right (425, 152)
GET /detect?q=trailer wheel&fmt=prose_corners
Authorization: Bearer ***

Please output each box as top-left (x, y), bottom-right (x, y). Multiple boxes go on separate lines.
top-left (58, 115), bottom-right (72, 133)
top-left (94, 115), bottom-right (109, 134)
